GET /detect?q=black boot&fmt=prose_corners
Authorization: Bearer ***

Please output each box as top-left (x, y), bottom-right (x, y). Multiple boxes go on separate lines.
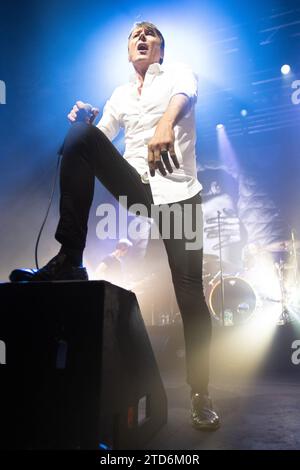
top-left (190, 393), bottom-right (220, 431)
top-left (9, 252), bottom-right (88, 282)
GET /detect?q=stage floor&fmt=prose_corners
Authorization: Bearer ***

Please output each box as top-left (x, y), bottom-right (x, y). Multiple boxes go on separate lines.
top-left (146, 371), bottom-right (300, 450)
top-left (146, 323), bottom-right (300, 450)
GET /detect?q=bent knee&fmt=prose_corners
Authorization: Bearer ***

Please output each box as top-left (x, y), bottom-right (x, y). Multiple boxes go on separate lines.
top-left (62, 122), bottom-right (101, 153)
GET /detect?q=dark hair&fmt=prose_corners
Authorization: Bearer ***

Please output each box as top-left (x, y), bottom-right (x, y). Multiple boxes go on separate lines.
top-left (128, 21), bottom-right (165, 64)
top-left (199, 168), bottom-right (238, 201)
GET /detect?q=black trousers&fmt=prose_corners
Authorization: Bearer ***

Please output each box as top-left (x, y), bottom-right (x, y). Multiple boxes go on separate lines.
top-left (56, 122), bottom-right (212, 394)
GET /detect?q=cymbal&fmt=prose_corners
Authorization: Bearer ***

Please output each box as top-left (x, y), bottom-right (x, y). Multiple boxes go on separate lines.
top-left (203, 259), bottom-right (237, 275)
top-left (265, 240), bottom-right (300, 252)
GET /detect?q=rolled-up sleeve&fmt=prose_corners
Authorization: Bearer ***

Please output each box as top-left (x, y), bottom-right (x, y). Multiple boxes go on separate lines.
top-left (96, 88), bottom-right (121, 141)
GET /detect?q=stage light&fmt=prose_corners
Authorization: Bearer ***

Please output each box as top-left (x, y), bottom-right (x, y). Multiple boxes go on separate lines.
top-left (216, 120), bottom-right (239, 173)
top-left (99, 442), bottom-right (112, 450)
top-left (281, 64), bottom-right (291, 75)
top-left (211, 308), bottom-right (278, 383)
top-left (240, 109), bottom-right (248, 117)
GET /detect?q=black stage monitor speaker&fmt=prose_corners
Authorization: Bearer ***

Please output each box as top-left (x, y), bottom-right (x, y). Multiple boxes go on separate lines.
top-left (0, 281), bottom-right (167, 450)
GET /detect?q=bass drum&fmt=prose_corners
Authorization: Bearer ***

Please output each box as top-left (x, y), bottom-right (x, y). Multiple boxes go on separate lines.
top-left (207, 276), bottom-right (257, 325)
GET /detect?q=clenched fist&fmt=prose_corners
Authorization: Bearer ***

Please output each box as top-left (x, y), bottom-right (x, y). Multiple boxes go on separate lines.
top-left (67, 100), bottom-right (99, 124)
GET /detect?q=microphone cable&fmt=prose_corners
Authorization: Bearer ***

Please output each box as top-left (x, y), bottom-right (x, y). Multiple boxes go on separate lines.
top-left (34, 107), bottom-right (98, 269)
top-left (34, 150), bottom-right (61, 269)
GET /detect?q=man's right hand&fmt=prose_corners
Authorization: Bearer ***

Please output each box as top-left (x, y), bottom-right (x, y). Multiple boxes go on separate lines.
top-left (67, 101), bottom-right (99, 124)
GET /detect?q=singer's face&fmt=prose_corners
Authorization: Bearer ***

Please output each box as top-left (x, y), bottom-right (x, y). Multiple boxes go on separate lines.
top-left (128, 26), bottom-right (163, 68)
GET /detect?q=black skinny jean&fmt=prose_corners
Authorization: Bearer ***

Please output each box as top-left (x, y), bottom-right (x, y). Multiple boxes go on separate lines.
top-left (56, 122), bottom-right (212, 394)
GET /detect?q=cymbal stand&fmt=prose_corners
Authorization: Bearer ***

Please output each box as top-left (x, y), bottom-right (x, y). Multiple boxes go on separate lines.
top-left (217, 211), bottom-right (225, 326)
top-left (291, 230), bottom-right (299, 285)
top-left (276, 259), bottom-right (290, 324)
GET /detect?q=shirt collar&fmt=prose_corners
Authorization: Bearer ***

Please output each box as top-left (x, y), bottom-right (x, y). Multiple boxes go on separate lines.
top-left (129, 62), bottom-right (163, 83)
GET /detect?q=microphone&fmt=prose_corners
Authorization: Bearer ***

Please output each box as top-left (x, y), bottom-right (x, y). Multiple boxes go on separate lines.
top-left (57, 104), bottom-right (99, 156)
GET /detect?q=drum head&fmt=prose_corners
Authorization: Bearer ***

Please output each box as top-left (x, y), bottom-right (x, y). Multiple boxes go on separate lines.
top-left (208, 276), bottom-right (256, 325)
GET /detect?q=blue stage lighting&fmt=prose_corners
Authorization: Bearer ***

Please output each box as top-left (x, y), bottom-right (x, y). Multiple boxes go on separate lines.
top-left (281, 64), bottom-right (291, 75)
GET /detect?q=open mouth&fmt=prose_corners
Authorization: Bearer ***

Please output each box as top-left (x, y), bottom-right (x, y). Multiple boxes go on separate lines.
top-left (137, 43), bottom-right (149, 52)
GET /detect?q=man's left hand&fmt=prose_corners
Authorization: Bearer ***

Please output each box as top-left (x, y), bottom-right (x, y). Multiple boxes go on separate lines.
top-left (148, 119), bottom-right (180, 177)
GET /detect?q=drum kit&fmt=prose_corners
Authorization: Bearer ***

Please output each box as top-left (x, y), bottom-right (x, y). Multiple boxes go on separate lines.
top-left (128, 213), bottom-right (300, 327)
top-left (204, 234), bottom-right (300, 326)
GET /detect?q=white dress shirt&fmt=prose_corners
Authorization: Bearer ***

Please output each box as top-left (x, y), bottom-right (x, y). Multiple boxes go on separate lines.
top-left (96, 62), bottom-right (202, 205)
